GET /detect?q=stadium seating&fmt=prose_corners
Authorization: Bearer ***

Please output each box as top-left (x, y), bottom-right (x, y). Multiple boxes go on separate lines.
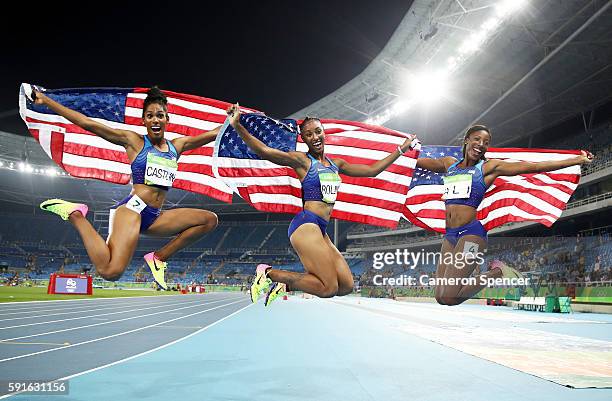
top-left (0, 218), bottom-right (305, 285)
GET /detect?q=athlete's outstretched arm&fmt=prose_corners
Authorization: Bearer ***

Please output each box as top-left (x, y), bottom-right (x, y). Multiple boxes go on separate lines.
top-left (172, 125), bottom-right (221, 154)
top-left (332, 136), bottom-right (418, 177)
top-left (489, 151), bottom-right (593, 178)
top-left (32, 90), bottom-right (139, 149)
top-left (415, 156), bottom-right (457, 173)
top-left (226, 104), bottom-right (305, 169)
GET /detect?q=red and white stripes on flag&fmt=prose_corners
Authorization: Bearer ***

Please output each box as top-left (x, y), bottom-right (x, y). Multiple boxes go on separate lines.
top-left (404, 148), bottom-right (582, 233)
top-left (214, 118), bottom-right (418, 228)
top-left (314, 121), bottom-right (418, 227)
top-left (18, 85), bottom-right (260, 202)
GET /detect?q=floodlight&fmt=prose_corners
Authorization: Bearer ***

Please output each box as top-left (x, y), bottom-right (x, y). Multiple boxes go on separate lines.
top-left (482, 17), bottom-right (501, 33)
top-left (496, 0), bottom-right (526, 17)
top-left (408, 71), bottom-right (449, 103)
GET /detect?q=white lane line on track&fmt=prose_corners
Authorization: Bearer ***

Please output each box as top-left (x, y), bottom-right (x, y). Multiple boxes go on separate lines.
top-left (0, 301), bottom-right (253, 400)
top-left (0, 295), bottom-right (203, 316)
top-left (151, 325), bottom-right (204, 329)
top-left (0, 294), bottom-right (187, 308)
top-left (0, 298), bottom-right (203, 321)
top-left (0, 294), bottom-right (217, 313)
top-left (0, 341), bottom-right (70, 346)
top-left (0, 298), bottom-right (249, 364)
top-left (0, 294), bottom-right (207, 313)
top-left (0, 299), bottom-right (207, 330)
top-left (0, 297), bottom-right (235, 343)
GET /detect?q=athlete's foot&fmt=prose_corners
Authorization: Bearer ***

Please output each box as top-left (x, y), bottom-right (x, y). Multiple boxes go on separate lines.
top-left (40, 198), bottom-right (88, 221)
top-left (144, 252), bottom-right (168, 290)
top-left (250, 264), bottom-right (272, 303)
top-left (264, 282), bottom-right (287, 307)
top-left (490, 260), bottom-right (524, 279)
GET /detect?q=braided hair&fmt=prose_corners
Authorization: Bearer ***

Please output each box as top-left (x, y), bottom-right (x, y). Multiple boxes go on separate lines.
top-left (142, 86), bottom-right (168, 117)
top-left (299, 116), bottom-right (321, 134)
top-left (462, 125), bottom-right (491, 161)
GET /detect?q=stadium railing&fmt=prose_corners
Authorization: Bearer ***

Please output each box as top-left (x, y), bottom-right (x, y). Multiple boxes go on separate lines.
top-left (565, 191), bottom-right (612, 210)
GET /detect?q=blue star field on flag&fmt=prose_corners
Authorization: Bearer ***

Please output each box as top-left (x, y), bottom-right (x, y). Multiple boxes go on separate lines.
top-left (218, 113), bottom-right (298, 159)
top-left (28, 88), bottom-right (131, 123)
top-left (410, 145), bottom-right (463, 187)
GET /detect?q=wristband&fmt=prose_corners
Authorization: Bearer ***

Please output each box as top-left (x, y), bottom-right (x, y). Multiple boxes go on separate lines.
top-left (397, 146), bottom-right (404, 156)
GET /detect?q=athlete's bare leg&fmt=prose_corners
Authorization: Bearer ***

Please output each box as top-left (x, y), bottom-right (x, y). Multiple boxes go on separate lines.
top-left (436, 235), bottom-right (503, 305)
top-left (145, 208), bottom-right (218, 261)
top-left (266, 224), bottom-right (340, 298)
top-left (434, 238), bottom-right (454, 303)
top-left (69, 206), bottom-right (140, 280)
top-left (323, 235), bottom-right (354, 296)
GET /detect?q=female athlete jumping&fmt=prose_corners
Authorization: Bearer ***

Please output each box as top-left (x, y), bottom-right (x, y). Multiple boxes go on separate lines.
top-left (226, 104), bottom-right (416, 306)
top-left (416, 125), bottom-right (593, 305)
top-left (31, 86), bottom-right (220, 289)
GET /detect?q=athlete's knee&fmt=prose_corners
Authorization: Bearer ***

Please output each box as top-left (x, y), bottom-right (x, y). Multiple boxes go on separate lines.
top-left (318, 289), bottom-right (337, 298)
top-left (318, 282), bottom-right (339, 298)
top-left (99, 270), bottom-right (123, 282)
top-left (202, 211), bottom-right (218, 229)
top-left (336, 282), bottom-right (354, 296)
top-left (436, 295), bottom-right (462, 306)
top-left (191, 211), bottom-right (217, 234)
top-left (434, 286), bottom-right (445, 302)
top-left (97, 265), bottom-right (124, 282)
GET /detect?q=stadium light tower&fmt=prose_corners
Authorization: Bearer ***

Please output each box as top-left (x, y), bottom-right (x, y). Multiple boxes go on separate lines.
top-left (459, 31), bottom-right (487, 54)
top-left (365, 0), bottom-right (529, 126)
top-left (405, 71), bottom-right (449, 104)
top-left (495, 0), bottom-right (527, 17)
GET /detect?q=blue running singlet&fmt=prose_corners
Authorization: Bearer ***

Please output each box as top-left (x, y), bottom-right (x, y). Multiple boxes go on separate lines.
top-left (131, 136), bottom-right (179, 190)
top-left (443, 159), bottom-right (487, 209)
top-left (301, 153), bottom-right (341, 204)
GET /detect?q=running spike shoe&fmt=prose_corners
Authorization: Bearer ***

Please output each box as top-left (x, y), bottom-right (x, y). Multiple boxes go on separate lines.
top-left (250, 264), bottom-right (272, 303)
top-left (144, 252), bottom-right (168, 290)
top-left (264, 282), bottom-right (287, 307)
top-left (40, 198), bottom-right (88, 220)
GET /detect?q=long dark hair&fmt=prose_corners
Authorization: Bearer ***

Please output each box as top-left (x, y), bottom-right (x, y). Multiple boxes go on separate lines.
top-left (142, 86), bottom-right (168, 117)
top-left (462, 124), bottom-right (491, 161)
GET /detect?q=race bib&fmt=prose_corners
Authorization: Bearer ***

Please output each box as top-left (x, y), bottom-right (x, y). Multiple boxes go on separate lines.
top-left (442, 174), bottom-right (472, 200)
top-left (319, 171), bottom-right (341, 204)
top-left (144, 153), bottom-right (178, 187)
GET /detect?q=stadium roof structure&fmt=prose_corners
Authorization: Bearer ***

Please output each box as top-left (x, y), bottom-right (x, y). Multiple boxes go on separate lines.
top-left (1, 0), bottom-right (611, 214)
top-left (290, 0), bottom-right (612, 147)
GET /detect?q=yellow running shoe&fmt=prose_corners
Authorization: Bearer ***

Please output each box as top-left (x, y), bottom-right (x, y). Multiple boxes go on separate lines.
top-left (144, 252), bottom-right (167, 290)
top-left (250, 264), bottom-right (272, 303)
top-left (40, 199), bottom-right (88, 220)
top-left (264, 282), bottom-right (287, 307)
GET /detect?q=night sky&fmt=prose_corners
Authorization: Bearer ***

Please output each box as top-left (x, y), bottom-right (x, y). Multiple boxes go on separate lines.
top-left (1, 1), bottom-right (413, 135)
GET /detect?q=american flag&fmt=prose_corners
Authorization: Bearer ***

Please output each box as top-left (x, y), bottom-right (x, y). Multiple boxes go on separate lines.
top-left (213, 114), bottom-right (419, 228)
top-left (404, 146), bottom-right (582, 232)
top-left (18, 84), bottom-right (258, 202)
